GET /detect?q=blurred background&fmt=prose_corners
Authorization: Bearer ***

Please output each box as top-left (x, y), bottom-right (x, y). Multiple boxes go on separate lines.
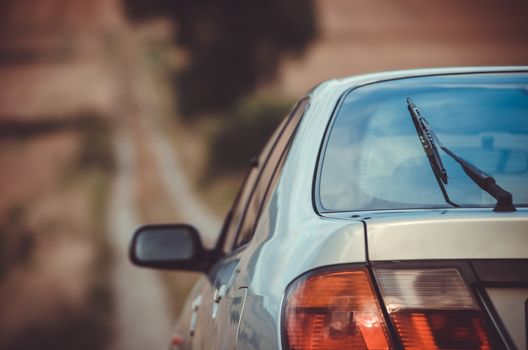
top-left (0, 0), bottom-right (527, 349)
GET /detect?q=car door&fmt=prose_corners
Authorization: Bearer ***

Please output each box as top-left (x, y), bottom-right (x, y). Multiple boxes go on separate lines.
top-left (177, 98), bottom-right (309, 350)
top-left (212, 98), bottom-right (310, 350)
top-left (188, 114), bottom-right (291, 350)
top-left (194, 98), bottom-right (308, 350)
top-left (188, 164), bottom-right (259, 350)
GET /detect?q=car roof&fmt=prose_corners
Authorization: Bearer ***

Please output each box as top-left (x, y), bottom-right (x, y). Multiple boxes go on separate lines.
top-left (310, 66), bottom-right (528, 97)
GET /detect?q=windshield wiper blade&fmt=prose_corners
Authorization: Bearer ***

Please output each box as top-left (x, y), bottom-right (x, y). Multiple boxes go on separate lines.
top-left (407, 98), bottom-right (457, 207)
top-left (407, 98), bottom-right (516, 212)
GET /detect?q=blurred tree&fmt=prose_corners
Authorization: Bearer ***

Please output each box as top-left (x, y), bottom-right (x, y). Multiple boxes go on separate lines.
top-left (208, 96), bottom-right (294, 174)
top-left (123, 0), bottom-right (317, 115)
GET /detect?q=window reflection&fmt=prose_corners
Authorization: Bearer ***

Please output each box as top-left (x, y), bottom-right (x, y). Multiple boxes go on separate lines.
top-left (320, 73), bottom-right (528, 211)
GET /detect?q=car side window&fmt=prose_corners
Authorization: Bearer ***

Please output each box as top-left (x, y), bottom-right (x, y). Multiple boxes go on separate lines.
top-left (234, 98), bottom-right (309, 248)
top-left (220, 117), bottom-right (289, 254)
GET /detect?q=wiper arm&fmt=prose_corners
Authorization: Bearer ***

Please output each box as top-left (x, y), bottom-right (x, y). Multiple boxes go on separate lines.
top-left (407, 98), bottom-right (516, 212)
top-left (440, 147), bottom-right (516, 212)
top-left (407, 97), bottom-right (457, 207)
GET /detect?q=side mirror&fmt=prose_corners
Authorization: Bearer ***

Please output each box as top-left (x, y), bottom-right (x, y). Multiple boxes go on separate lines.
top-left (129, 224), bottom-right (211, 271)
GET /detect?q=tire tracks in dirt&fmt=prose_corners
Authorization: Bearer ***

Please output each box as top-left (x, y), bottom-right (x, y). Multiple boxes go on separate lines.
top-left (109, 125), bottom-right (173, 350)
top-left (107, 28), bottom-right (220, 350)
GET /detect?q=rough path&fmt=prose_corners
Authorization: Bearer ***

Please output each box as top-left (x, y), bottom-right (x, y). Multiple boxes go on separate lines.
top-left (107, 26), bottom-right (221, 350)
top-left (134, 66), bottom-right (221, 248)
top-left (108, 126), bottom-right (173, 350)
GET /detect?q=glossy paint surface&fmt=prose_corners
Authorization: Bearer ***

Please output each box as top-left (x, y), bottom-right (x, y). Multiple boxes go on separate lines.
top-left (174, 67), bottom-right (528, 350)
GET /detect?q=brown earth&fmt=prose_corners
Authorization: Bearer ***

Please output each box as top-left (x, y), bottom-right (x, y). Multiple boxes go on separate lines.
top-left (277, 0), bottom-right (528, 95)
top-left (0, 0), bottom-right (121, 348)
top-left (0, 0), bottom-right (527, 349)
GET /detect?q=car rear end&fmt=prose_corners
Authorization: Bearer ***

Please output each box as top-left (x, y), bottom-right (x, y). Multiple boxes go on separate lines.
top-left (281, 211), bottom-right (528, 349)
top-left (280, 68), bottom-right (528, 349)
top-left (367, 210), bottom-right (528, 349)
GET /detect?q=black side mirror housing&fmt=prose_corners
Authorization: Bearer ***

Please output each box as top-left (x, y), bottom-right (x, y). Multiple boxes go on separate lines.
top-left (129, 224), bottom-right (212, 272)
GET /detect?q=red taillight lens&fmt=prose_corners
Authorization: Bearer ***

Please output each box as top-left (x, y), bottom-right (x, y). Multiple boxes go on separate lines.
top-left (283, 268), bottom-right (392, 350)
top-left (375, 269), bottom-right (494, 349)
top-left (391, 310), bottom-right (491, 349)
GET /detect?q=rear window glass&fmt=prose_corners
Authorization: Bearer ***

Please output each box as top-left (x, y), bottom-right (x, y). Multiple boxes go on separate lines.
top-left (319, 73), bottom-right (528, 211)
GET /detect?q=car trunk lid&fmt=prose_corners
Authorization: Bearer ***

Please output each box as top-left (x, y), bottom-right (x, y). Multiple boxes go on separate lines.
top-left (364, 209), bottom-right (528, 349)
top-left (364, 210), bottom-right (527, 261)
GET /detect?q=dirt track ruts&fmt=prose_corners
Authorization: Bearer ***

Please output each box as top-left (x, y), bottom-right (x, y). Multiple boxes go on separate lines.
top-left (107, 27), bottom-right (220, 350)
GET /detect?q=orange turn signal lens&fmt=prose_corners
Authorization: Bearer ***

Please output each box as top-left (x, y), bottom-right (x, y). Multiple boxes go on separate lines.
top-left (283, 268), bottom-right (392, 350)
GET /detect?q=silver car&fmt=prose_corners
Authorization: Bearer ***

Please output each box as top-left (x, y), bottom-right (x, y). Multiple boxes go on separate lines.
top-left (130, 67), bottom-right (528, 350)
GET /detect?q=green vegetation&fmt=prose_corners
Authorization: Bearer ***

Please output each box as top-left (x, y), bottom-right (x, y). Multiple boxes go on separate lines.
top-left (123, 0), bottom-right (317, 115)
top-left (0, 205), bottom-right (35, 280)
top-left (208, 95), bottom-right (295, 176)
top-left (76, 113), bottom-right (116, 175)
top-left (68, 114), bottom-right (115, 350)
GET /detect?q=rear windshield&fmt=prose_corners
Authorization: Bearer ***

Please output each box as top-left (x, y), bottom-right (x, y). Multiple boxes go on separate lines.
top-left (319, 73), bottom-right (528, 211)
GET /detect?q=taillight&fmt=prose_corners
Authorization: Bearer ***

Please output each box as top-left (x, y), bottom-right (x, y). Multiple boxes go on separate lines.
top-left (283, 268), bottom-right (392, 350)
top-left (375, 268), bottom-right (494, 349)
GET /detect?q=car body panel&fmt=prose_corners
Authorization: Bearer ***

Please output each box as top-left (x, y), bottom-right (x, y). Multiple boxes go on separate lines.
top-left (362, 209), bottom-right (528, 261)
top-left (151, 67), bottom-right (528, 350)
top-left (176, 251), bottom-right (246, 349)
top-left (173, 275), bottom-right (208, 350)
top-left (485, 287), bottom-right (528, 350)
top-left (235, 67), bottom-right (527, 350)
top-left (232, 215), bottom-right (366, 349)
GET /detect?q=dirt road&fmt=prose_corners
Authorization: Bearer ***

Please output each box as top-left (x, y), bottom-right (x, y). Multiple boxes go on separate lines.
top-left (109, 125), bottom-right (173, 350)
top-left (107, 26), bottom-right (221, 349)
